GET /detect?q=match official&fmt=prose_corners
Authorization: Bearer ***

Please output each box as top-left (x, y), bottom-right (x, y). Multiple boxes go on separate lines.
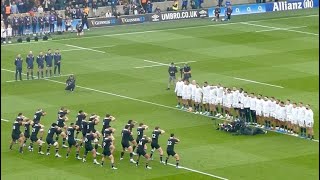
top-left (14, 54), bottom-right (23, 81)
top-left (65, 75), bottom-right (76, 92)
top-left (167, 62), bottom-right (178, 90)
top-left (54, 49), bottom-right (62, 76)
top-left (182, 63), bottom-right (191, 81)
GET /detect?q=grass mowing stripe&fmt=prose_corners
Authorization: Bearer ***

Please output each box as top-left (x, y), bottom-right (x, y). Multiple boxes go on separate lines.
top-left (1, 14), bottom-right (318, 47)
top-left (234, 77), bottom-right (284, 88)
top-left (2, 68), bottom-right (318, 143)
top-left (166, 163), bottom-right (229, 180)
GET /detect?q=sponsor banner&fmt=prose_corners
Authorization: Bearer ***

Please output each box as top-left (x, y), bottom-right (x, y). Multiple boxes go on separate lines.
top-left (149, 9), bottom-right (208, 22)
top-left (88, 18), bottom-right (117, 27)
top-left (266, 0), bottom-right (318, 12)
top-left (119, 15), bottom-right (146, 24)
top-left (208, 4), bottom-right (266, 17)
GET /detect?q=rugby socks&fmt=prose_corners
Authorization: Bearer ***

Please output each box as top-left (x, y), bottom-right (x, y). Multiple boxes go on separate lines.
top-left (165, 157), bottom-right (169, 165)
top-left (49, 70), bottom-right (52, 77)
top-left (41, 71), bottom-right (44, 78)
top-left (46, 145), bottom-right (51, 153)
top-left (176, 160), bottom-right (179, 167)
top-left (55, 136), bottom-right (59, 141)
top-left (101, 160), bottom-right (105, 166)
top-left (37, 72), bottom-right (40, 79)
top-left (160, 155), bottom-right (163, 162)
top-left (55, 147), bottom-right (59, 153)
top-left (94, 144), bottom-right (99, 151)
top-left (24, 139), bottom-right (27, 144)
top-left (132, 145), bottom-right (136, 152)
top-left (31, 72), bottom-right (34, 79)
top-left (54, 67), bottom-right (57, 75)
top-left (27, 72), bottom-right (29, 80)
top-left (19, 146), bottom-right (23, 153)
top-left (9, 143), bottom-right (13, 150)
top-left (129, 152), bottom-right (133, 159)
top-left (145, 162), bottom-right (149, 168)
top-left (111, 163), bottom-right (114, 168)
top-left (46, 70), bottom-right (48, 77)
top-left (150, 150), bottom-right (154, 158)
top-left (83, 151), bottom-right (88, 159)
top-left (76, 150), bottom-right (79, 158)
top-left (38, 145), bottom-right (42, 152)
top-left (29, 142), bottom-right (33, 149)
top-left (62, 138), bottom-right (66, 145)
top-left (120, 152), bottom-right (124, 158)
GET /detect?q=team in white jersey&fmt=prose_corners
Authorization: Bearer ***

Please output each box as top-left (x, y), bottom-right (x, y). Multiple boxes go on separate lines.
top-left (173, 81), bottom-right (314, 139)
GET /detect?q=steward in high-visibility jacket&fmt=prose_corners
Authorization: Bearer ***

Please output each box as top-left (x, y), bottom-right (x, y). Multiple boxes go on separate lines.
top-left (172, 0), bottom-right (178, 11)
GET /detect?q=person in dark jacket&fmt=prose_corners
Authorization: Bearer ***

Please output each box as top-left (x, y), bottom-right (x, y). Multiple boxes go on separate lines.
top-left (226, 5), bottom-right (232, 21)
top-left (65, 75), bottom-right (76, 92)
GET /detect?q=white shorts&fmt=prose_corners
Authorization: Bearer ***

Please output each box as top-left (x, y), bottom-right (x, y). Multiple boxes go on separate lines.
top-left (286, 115), bottom-right (293, 122)
top-left (182, 94), bottom-right (189, 100)
top-left (256, 109), bottom-right (262, 116)
top-left (202, 97), bottom-right (209, 104)
top-left (177, 92), bottom-right (182, 97)
top-left (225, 103), bottom-right (231, 108)
top-left (306, 122), bottom-right (313, 128)
top-left (215, 97), bottom-right (222, 104)
top-left (263, 112), bottom-right (269, 117)
top-left (278, 116), bottom-right (285, 122)
top-left (210, 98), bottom-right (216, 105)
top-left (292, 119), bottom-right (298, 125)
top-left (298, 120), bottom-right (305, 127)
top-left (232, 103), bottom-right (239, 108)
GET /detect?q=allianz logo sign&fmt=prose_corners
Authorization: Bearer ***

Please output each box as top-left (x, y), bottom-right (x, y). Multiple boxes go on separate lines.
top-left (273, 0), bottom-right (314, 11)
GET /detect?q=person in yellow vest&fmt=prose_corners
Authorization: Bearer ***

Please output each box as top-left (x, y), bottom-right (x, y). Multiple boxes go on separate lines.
top-left (172, 0), bottom-right (179, 11)
top-left (83, 6), bottom-right (90, 15)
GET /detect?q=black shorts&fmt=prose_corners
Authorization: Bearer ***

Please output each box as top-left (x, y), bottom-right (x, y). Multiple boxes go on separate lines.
top-left (102, 150), bottom-right (111, 156)
top-left (77, 28), bottom-right (83, 33)
top-left (177, 96), bottom-right (182, 98)
top-left (46, 64), bottom-right (52, 68)
top-left (46, 138), bottom-right (55, 145)
top-left (92, 129), bottom-right (96, 133)
top-left (30, 136), bottom-right (38, 142)
top-left (56, 129), bottom-right (62, 135)
top-left (12, 133), bottom-right (20, 141)
top-left (137, 149), bottom-right (146, 156)
top-left (27, 66), bottom-right (34, 69)
top-left (151, 143), bottom-right (160, 150)
top-left (234, 108), bottom-right (239, 111)
top-left (121, 141), bottom-right (130, 149)
top-left (38, 65), bottom-right (44, 69)
top-left (85, 144), bottom-right (93, 151)
top-left (167, 150), bottom-right (176, 157)
top-left (68, 139), bottom-right (77, 147)
top-left (82, 131), bottom-right (86, 137)
top-left (24, 132), bottom-right (30, 139)
top-left (129, 136), bottom-right (134, 142)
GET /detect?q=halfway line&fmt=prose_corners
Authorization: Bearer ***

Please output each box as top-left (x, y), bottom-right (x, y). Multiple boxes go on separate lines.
top-left (234, 77), bottom-right (284, 88)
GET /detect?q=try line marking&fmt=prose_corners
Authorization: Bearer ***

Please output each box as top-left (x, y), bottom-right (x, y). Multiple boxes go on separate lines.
top-left (234, 77), bottom-right (284, 89)
top-left (255, 26), bottom-right (307, 33)
top-left (5, 74), bottom-right (72, 83)
top-left (1, 14), bottom-right (318, 46)
top-left (1, 68), bottom-right (228, 179)
top-left (134, 60), bottom-right (197, 69)
top-left (65, 44), bottom-right (106, 54)
top-left (2, 68), bottom-right (317, 144)
top-left (241, 22), bottom-right (319, 36)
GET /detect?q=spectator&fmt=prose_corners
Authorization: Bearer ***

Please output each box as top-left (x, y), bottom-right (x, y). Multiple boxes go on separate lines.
top-left (199, 0), bottom-right (203, 8)
top-left (132, 4), bottom-right (138, 15)
top-left (56, 13), bottom-right (63, 32)
top-left (181, 0), bottom-right (187, 10)
top-left (92, 1), bottom-right (98, 17)
top-left (123, 3), bottom-right (129, 15)
top-left (83, 5), bottom-right (89, 15)
top-left (11, 2), bottom-right (19, 14)
top-left (43, 0), bottom-right (51, 11)
top-left (105, 10), bottom-right (112, 17)
top-left (64, 16), bottom-right (73, 32)
top-left (111, 0), bottom-right (116, 14)
top-left (190, 0), bottom-right (196, 9)
top-left (38, 5), bottom-right (44, 13)
top-left (75, 5), bottom-right (82, 19)
top-left (154, 6), bottom-right (160, 13)
top-left (5, 4), bottom-right (11, 19)
top-left (172, 0), bottom-right (178, 11)
top-left (1, 0), bottom-right (5, 16)
top-left (146, 1), bottom-right (152, 13)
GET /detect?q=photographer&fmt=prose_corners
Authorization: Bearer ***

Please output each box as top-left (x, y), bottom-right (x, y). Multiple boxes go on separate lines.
top-left (65, 74), bottom-right (76, 92)
top-left (226, 5), bottom-right (232, 21)
top-left (76, 20), bottom-right (83, 36)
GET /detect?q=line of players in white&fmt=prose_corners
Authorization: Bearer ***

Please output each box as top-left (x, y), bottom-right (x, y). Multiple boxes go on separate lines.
top-left (174, 79), bottom-right (314, 139)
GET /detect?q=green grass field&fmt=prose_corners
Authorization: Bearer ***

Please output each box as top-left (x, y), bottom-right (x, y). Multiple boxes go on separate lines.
top-left (1, 9), bottom-right (319, 180)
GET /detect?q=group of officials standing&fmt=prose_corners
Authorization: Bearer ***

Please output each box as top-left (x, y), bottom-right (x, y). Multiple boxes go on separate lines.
top-left (14, 49), bottom-right (62, 81)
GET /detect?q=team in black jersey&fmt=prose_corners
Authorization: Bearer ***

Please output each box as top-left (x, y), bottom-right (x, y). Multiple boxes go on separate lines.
top-left (8, 109), bottom-right (181, 169)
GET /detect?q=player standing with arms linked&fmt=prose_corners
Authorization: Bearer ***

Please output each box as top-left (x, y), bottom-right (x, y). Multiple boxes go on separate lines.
top-left (53, 49), bottom-right (62, 76)
top-left (14, 54), bottom-right (23, 81)
top-left (182, 63), bottom-right (191, 81)
top-left (26, 51), bottom-right (34, 80)
top-left (167, 62), bottom-right (178, 90)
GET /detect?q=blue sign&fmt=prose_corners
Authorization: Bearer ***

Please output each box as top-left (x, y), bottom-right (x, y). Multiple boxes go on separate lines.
top-left (208, 3), bottom-right (266, 17)
top-left (266, 0), bottom-right (318, 12)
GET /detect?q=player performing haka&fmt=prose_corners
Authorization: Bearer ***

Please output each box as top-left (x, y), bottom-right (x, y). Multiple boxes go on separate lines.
top-left (165, 133), bottom-right (180, 168)
top-left (66, 123), bottom-right (82, 160)
top-left (136, 135), bottom-right (152, 169)
top-left (101, 134), bottom-right (117, 170)
top-left (150, 126), bottom-right (165, 163)
top-left (120, 125), bottom-right (136, 163)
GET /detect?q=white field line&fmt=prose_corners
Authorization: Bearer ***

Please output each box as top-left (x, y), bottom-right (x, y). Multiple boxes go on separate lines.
top-left (234, 77), bottom-right (284, 88)
top-left (5, 74), bottom-right (72, 83)
top-left (1, 14), bottom-right (318, 47)
top-left (1, 119), bottom-right (9, 122)
top-left (166, 163), bottom-right (229, 180)
top-left (135, 60), bottom-right (197, 69)
top-left (241, 22), bottom-right (319, 36)
top-left (65, 44), bottom-right (106, 54)
top-left (255, 26), bottom-right (307, 33)
top-left (61, 45), bottom-right (115, 52)
top-left (2, 68), bottom-right (319, 145)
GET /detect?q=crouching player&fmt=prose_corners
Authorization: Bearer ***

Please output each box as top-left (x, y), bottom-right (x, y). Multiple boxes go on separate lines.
top-left (65, 74), bottom-right (76, 92)
top-left (136, 135), bottom-right (152, 169)
top-left (101, 134), bottom-right (117, 169)
top-left (66, 123), bottom-right (82, 159)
